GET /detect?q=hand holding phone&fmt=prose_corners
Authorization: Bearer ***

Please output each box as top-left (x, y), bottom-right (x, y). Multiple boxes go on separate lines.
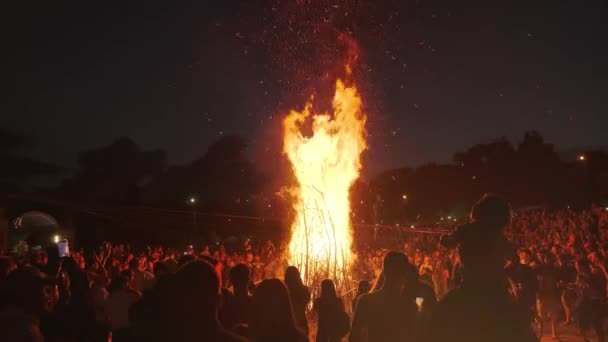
top-left (57, 239), bottom-right (70, 258)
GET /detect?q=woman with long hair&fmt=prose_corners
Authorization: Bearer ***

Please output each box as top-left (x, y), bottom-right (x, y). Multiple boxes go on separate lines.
top-left (352, 280), bottom-right (370, 312)
top-left (251, 278), bottom-right (308, 342)
top-left (284, 266), bottom-right (311, 333)
top-left (371, 271), bottom-right (384, 292)
top-left (313, 279), bottom-right (349, 342)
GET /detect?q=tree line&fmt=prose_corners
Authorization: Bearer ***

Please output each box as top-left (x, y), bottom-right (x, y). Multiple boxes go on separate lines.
top-left (2, 128), bottom-right (607, 228)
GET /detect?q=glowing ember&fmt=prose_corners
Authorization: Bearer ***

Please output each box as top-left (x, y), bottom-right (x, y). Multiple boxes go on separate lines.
top-left (282, 70), bottom-right (366, 291)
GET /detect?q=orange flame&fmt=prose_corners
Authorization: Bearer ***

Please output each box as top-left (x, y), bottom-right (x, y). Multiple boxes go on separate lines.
top-left (283, 72), bottom-right (366, 290)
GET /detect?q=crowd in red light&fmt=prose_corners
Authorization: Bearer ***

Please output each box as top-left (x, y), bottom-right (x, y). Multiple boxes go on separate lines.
top-left (1, 205), bottom-right (608, 341)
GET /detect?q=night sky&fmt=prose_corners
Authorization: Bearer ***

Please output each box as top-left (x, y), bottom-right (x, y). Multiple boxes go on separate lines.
top-left (6, 0), bottom-right (608, 178)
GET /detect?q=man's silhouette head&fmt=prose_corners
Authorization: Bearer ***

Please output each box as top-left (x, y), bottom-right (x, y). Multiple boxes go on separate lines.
top-left (170, 260), bottom-right (221, 318)
top-left (470, 193), bottom-right (511, 230)
top-left (382, 251), bottom-right (408, 288)
top-left (230, 263), bottom-right (250, 292)
top-left (357, 280), bottom-right (371, 295)
top-left (445, 194), bottom-right (511, 246)
top-left (451, 194), bottom-right (512, 286)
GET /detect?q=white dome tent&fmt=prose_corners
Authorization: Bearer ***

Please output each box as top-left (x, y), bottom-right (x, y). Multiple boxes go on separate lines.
top-left (13, 211), bottom-right (59, 230)
top-left (11, 211), bottom-right (61, 251)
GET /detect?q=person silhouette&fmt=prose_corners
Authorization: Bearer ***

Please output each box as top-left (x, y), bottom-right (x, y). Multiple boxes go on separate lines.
top-left (220, 263), bottom-right (253, 336)
top-left (314, 279), bottom-right (349, 342)
top-left (122, 260), bottom-right (247, 342)
top-left (423, 194), bottom-right (537, 342)
top-left (575, 258), bottom-right (606, 342)
top-left (251, 278), bottom-right (308, 342)
top-left (284, 266), bottom-right (311, 333)
top-left (403, 261), bottom-right (437, 342)
top-left (370, 271), bottom-right (384, 293)
top-left (0, 307), bottom-right (44, 342)
top-left (350, 251), bottom-right (416, 342)
top-left (352, 280), bottom-right (371, 312)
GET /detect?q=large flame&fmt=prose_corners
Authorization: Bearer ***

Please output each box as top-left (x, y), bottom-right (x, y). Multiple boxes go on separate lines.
top-left (283, 75), bottom-right (366, 291)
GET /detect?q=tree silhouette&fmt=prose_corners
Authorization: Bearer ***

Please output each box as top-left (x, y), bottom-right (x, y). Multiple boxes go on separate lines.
top-left (362, 131), bottom-right (606, 224)
top-left (0, 127), bottom-right (62, 192)
top-left (142, 135), bottom-right (264, 212)
top-left (57, 137), bottom-right (166, 203)
top-left (579, 150), bottom-right (608, 203)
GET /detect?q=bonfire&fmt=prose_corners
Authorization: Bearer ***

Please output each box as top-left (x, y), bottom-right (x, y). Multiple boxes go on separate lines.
top-left (283, 67), bottom-right (367, 293)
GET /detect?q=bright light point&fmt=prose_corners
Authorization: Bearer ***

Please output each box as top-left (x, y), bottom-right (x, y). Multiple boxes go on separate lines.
top-left (472, 175), bottom-right (477, 180)
top-left (188, 197), bottom-right (196, 204)
top-left (447, 216), bottom-right (452, 219)
top-left (402, 194), bottom-right (407, 200)
top-left (453, 219), bottom-right (457, 222)
top-left (410, 225), bottom-right (415, 229)
top-left (578, 155), bottom-right (585, 161)
top-left (53, 235), bottom-right (60, 244)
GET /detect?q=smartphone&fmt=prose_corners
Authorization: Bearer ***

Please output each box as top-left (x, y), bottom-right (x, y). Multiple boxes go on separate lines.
top-left (415, 297), bottom-right (424, 311)
top-left (58, 239), bottom-right (70, 258)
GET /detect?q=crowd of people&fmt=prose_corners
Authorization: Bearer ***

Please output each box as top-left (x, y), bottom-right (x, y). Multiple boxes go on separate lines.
top-left (1, 195), bottom-right (608, 341)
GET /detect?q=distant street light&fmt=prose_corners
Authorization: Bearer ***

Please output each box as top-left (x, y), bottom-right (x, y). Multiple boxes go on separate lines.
top-left (402, 194), bottom-right (408, 200)
top-left (578, 155), bottom-right (589, 181)
top-left (187, 196), bottom-right (198, 233)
